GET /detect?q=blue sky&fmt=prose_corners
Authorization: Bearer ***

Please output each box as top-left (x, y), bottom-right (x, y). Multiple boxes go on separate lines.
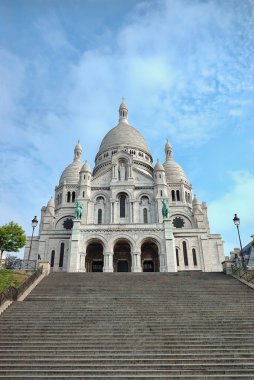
top-left (0, 0), bottom-right (254, 257)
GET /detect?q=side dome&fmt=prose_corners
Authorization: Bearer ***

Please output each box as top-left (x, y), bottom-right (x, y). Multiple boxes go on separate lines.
top-left (59, 142), bottom-right (83, 185)
top-left (163, 160), bottom-right (188, 183)
top-left (163, 140), bottom-right (188, 184)
top-left (59, 160), bottom-right (82, 185)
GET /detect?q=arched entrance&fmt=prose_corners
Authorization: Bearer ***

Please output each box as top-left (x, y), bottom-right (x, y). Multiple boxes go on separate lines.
top-left (141, 241), bottom-right (160, 272)
top-left (113, 239), bottom-right (132, 272)
top-left (86, 241), bottom-right (104, 272)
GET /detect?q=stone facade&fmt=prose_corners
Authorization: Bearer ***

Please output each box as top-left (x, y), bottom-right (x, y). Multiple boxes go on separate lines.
top-left (24, 100), bottom-right (224, 272)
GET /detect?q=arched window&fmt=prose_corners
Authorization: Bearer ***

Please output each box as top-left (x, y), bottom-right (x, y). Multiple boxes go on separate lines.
top-left (185, 192), bottom-right (188, 201)
top-left (98, 209), bottom-right (102, 224)
top-left (120, 194), bottom-right (126, 218)
top-left (171, 190), bottom-right (176, 201)
top-left (183, 241), bottom-right (188, 266)
top-left (176, 248), bottom-right (179, 266)
top-left (176, 190), bottom-right (180, 201)
top-left (59, 243), bottom-right (64, 268)
top-left (67, 192), bottom-right (71, 203)
top-left (72, 192), bottom-right (75, 202)
top-left (50, 250), bottom-right (55, 268)
top-left (188, 193), bottom-right (191, 203)
top-left (143, 208), bottom-right (148, 223)
top-left (192, 248), bottom-right (197, 266)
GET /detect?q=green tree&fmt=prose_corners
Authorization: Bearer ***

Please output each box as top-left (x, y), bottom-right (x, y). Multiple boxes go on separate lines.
top-left (0, 221), bottom-right (26, 265)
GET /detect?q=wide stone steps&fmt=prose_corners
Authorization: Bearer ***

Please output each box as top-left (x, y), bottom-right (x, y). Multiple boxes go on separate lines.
top-left (1, 272), bottom-right (254, 378)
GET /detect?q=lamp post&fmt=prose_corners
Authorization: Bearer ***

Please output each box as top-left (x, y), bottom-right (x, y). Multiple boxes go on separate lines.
top-left (233, 213), bottom-right (244, 268)
top-left (27, 216), bottom-right (38, 262)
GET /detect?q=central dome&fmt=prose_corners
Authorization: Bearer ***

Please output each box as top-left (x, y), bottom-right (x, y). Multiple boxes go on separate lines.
top-left (99, 122), bottom-right (150, 154)
top-left (97, 100), bottom-right (150, 156)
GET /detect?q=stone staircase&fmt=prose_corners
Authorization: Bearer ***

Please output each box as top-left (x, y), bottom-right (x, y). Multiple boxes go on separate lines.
top-left (0, 272), bottom-right (254, 379)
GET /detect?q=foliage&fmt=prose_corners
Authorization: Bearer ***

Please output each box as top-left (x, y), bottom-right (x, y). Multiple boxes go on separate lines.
top-left (0, 221), bottom-right (26, 264)
top-left (0, 270), bottom-right (29, 292)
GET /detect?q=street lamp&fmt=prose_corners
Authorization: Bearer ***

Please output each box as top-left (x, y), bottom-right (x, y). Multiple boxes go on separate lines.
top-left (233, 213), bottom-right (244, 268)
top-left (27, 216), bottom-right (38, 262)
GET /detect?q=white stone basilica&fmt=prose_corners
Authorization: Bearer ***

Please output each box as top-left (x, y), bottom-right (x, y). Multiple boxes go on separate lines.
top-left (24, 100), bottom-right (224, 272)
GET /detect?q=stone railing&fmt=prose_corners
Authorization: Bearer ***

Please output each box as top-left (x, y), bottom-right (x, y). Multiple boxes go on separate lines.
top-left (0, 268), bottom-right (42, 306)
top-left (231, 262), bottom-right (254, 285)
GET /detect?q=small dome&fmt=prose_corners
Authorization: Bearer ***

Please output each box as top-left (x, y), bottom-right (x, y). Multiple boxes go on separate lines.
top-left (154, 159), bottom-right (164, 171)
top-left (81, 160), bottom-right (92, 173)
top-left (59, 160), bottom-right (83, 185)
top-left (163, 159), bottom-right (188, 183)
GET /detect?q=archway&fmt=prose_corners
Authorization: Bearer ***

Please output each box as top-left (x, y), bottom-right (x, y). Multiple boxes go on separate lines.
top-left (113, 239), bottom-right (132, 272)
top-left (85, 241), bottom-right (104, 272)
top-left (141, 241), bottom-right (160, 272)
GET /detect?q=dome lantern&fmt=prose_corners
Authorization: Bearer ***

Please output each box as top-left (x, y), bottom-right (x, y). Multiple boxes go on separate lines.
top-left (74, 140), bottom-right (82, 161)
top-left (119, 98), bottom-right (128, 123)
top-left (165, 139), bottom-right (172, 161)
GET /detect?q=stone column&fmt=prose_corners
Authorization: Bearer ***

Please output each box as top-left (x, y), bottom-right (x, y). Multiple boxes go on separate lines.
top-left (111, 202), bottom-right (114, 223)
top-left (131, 251), bottom-right (142, 272)
top-left (68, 220), bottom-right (81, 272)
top-left (103, 251), bottom-right (113, 272)
top-left (180, 183), bottom-right (185, 204)
top-left (157, 200), bottom-right (163, 223)
top-left (163, 219), bottom-right (177, 272)
top-left (78, 253), bottom-right (86, 272)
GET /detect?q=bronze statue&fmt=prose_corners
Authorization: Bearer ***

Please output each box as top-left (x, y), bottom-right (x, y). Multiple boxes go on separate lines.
top-left (161, 199), bottom-right (169, 219)
top-left (75, 201), bottom-right (83, 220)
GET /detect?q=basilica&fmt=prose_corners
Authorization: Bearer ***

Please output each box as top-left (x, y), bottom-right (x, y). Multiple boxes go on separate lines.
top-left (24, 101), bottom-right (225, 272)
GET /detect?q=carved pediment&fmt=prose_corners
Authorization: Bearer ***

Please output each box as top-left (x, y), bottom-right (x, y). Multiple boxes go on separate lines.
top-left (92, 167), bottom-right (112, 186)
top-left (133, 167), bottom-right (153, 184)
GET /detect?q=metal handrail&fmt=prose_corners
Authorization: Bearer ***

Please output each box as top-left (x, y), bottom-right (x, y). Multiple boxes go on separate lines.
top-left (1, 259), bottom-right (37, 270)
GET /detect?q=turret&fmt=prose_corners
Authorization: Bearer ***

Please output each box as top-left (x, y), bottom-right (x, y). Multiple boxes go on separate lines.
top-left (154, 159), bottom-right (167, 186)
top-left (41, 197), bottom-right (55, 230)
top-left (154, 159), bottom-right (168, 223)
top-left (79, 160), bottom-right (92, 198)
top-left (192, 195), bottom-right (206, 229)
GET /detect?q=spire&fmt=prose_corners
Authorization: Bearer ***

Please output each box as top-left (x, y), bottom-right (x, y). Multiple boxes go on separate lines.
top-left (165, 139), bottom-right (172, 161)
top-left (192, 194), bottom-right (203, 214)
top-left (74, 140), bottom-right (82, 161)
top-left (119, 98), bottom-right (128, 123)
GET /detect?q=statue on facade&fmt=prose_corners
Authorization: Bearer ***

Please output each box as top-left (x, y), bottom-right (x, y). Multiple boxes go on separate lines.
top-left (75, 201), bottom-right (83, 220)
top-left (161, 199), bottom-right (170, 219)
top-left (119, 162), bottom-right (126, 180)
